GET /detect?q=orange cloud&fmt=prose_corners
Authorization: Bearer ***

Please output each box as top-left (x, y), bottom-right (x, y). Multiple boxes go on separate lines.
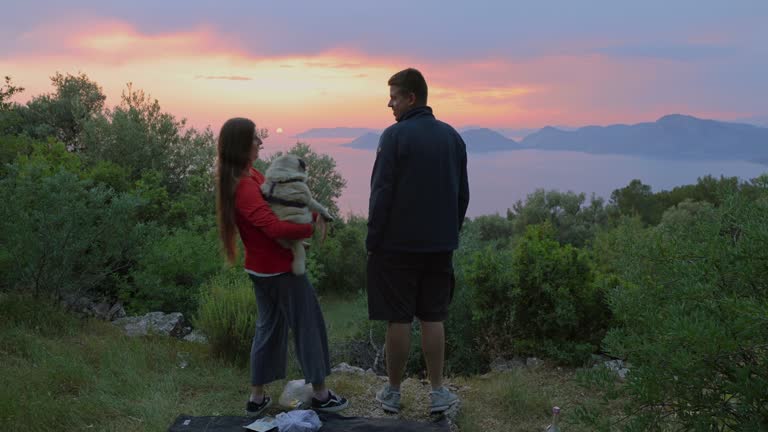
top-left (13, 19), bottom-right (244, 64)
top-left (3, 18), bottom-right (744, 134)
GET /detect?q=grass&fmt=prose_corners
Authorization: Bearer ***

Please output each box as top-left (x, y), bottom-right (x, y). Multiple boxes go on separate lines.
top-left (0, 293), bottom-right (625, 431)
top-left (318, 291), bottom-right (369, 343)
top-left (0, 299), bottom-right (252, 431)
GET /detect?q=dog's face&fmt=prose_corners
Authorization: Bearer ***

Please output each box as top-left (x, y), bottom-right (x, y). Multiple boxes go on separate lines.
top-left (266, 154), bottom-right (307, 180)
top-left (274, 154), bottom-right (306, 172)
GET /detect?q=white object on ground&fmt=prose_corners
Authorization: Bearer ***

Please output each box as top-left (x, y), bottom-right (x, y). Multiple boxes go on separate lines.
top-left (244, 416), bottom-right (278, 432)
top-left (278, 379), bottom-right (314, 409)
top-left (275, 410), bottom-right (322, 432)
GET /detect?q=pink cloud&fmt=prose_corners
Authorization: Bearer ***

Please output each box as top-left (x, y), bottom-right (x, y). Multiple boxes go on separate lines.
top-left (4, 18), bottom-right (737, 130)
top-left (13, 18), bottom-right (247, 64)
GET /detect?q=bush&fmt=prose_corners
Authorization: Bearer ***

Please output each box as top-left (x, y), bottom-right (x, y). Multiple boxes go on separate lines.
top-left (194, 270), bottom-right (257, 365)
top-left (466, 223), bottom-right (609, 364)
top-left (312, 215), bottom-right (367, 294)
top-left (124, 228), bottom-right (222, 316)
top-left (464, 244), bottom-right (516, 358)
top-left (602, 189), bottom-right (768, 430)
top-left (444, 279), bottom-right (487, 375)
top-left (83, 160), bottom-right (131, 193)
top-left (0, 150), bottom-right (144, 300)
top-left (507, 189), bottom-right (608, 247)
top-left (461, 214), bottom-right (515, 249)
top-left (434, 233), bottom-right (493, 375)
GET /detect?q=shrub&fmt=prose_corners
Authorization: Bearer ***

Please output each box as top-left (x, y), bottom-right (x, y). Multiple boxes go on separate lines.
top-left (0, 153), bottom-right (144, 300)
top-left (602, 190), bottom-right (768, 430)
top-left (124, 228), bottom-right (222, 316)
top-left (507, 189), bottom-right (608, 247)
top-left (311, 215), bottom-right (367, 294)
top-left (466, 223), bottom-right (609, 364)
top-left (194, 270), bottom-right (257, 365)
top-left (444, 279), bottom-right (487, 375)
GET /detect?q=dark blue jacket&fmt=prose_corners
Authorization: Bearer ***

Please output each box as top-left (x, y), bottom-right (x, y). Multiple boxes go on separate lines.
top-left (366, 106), bottom-right (470, 252)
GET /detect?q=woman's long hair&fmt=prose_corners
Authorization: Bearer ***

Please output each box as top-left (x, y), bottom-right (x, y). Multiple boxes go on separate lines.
top-left (216, 117), bottom-right (257, 264)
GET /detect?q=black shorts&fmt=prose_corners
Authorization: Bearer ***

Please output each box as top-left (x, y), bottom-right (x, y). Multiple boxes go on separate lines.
top-left (366, 251), bottom-right (455, 323)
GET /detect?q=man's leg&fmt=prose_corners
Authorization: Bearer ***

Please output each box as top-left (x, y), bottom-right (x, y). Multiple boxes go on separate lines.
top-left (385, 321), bottom-right (412, 389)
top-left (416, 252), bottom-right (459, 414)
top-left (420, 320), bottom-right (445, 390)
top-left (367, 252), bottom-right (416, 412)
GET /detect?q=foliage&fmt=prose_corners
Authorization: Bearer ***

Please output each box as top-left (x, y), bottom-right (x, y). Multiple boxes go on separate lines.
top-left (0, 76), bottom-right (25, 134)
top-left (0, 147), bottom-right (145, 300)
top-left (602, 187), bottom-right (768, 430)
top-left (461, 214), bottom-right (515, 250)
top-left (0, 134), bottom-right (36, 176)
top-left (0, 76), bottom-right (25, 111)
top-left (466, 223), bottom-right (609, 364)
top-left (194, 270), bottom-right (258, 365)
top-left (608, 175), bottom-right (749, 226)
top-left (507, 189), bottom-right (608, 247)
top-left (310, 215), bottom-right (368, 294)
top-left (19, 72), bottom-right (106, 151)
top-left (444, 279), bottom-right (487, 375)
top-left (81, 83), bottom-right (216, 194)
top-left (124, 228), bottom-right (222, 316)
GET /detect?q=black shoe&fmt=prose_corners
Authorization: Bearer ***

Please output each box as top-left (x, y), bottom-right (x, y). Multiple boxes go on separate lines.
top-left (245, 395), bottom-right (272, 417)
top-left (311, 390), bottom-right (349, 413)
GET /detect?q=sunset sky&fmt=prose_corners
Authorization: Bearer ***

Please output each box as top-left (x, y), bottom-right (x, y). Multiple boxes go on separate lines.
top-left (3, 0), bottom-right (768, 136)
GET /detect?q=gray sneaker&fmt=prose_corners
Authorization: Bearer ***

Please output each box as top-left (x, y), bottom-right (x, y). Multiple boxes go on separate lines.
top-left (375, 384), bottom-right (401, 413)
top-left (429, 386), bottom-right (459, 414)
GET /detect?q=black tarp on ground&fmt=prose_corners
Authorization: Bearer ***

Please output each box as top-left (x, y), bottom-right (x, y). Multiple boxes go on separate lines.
top-left (168, 412), bottom-right (451, 432)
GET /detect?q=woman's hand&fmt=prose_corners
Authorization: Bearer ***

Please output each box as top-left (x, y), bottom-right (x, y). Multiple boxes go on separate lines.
top-left (314, 215), bottom-right (328, 243)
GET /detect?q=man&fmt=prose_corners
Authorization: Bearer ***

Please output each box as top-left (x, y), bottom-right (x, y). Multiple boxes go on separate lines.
top-left (366, 68), bottom-right (469, 414)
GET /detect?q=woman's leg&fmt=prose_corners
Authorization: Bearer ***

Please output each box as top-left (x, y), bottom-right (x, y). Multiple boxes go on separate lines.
top-left (249, 274), bottom-right (289, 399)
top-left (276, 274), bottom-right (332, 398)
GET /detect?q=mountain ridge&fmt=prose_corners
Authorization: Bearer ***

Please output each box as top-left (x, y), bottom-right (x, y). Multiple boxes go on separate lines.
top-left (340, 114), bottom-right (768, 161)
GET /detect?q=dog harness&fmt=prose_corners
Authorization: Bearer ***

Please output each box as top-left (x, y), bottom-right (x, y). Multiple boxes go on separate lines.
top-left (264, 179), bottom-right (307, 208)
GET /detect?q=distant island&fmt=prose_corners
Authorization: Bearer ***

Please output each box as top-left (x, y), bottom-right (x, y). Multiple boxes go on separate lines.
top-left (340, 114), bottom-right (768, 163)
top-left (295, 127), bottom-right (380, 139)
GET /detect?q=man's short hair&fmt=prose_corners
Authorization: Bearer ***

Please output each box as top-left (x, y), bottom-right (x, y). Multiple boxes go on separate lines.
top-left (388, 68), bottom-right (428, 105)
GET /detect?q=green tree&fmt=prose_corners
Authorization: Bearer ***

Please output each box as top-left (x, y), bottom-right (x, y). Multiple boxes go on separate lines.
top-left (0, 135), bottom-right (36, 176)
top-left (0, 76), bottom-right (24, 111)
top-left (466, 214), bottom-right (515, 246)
top-left (124, 227), bottom-right (222, 316)
top-left (652, 175), bottom-right (743, 218)
top-left (602, 187), bottom-right (768, 430)
top-left (20, 72), bottom-right (106, 151)
top-left (0, 147), bottom-right (144, 300)
top-left (608, 179), bottom-right (663, 225)
top-left (466, 223), bottom-right (608, 364)
top-left (0, 76), bottom-right (25, 135)
top-left (81, 83), bottom-right (216, 195)
top-left (311, 215), bottom-right (367, 294)
top-left (507, 189), bottom-right (607, 247)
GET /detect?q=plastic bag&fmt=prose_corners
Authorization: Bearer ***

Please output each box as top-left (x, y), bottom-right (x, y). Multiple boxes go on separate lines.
top-left (275, 410), bottom-right (322, 432)
top-left (278, 379), bottom-right (313, 409)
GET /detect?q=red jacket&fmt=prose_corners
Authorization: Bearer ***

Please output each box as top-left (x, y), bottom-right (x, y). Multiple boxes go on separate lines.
top-left (235, 168), bottom-right (313, 274)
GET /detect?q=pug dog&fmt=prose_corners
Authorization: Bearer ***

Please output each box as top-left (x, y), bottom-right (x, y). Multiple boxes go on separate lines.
top-left (261, 154), bottom-right (333, 275)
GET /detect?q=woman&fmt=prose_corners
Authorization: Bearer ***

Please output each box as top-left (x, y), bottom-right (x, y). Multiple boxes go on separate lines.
top-left (215, 117), bottom-right (348, 417)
